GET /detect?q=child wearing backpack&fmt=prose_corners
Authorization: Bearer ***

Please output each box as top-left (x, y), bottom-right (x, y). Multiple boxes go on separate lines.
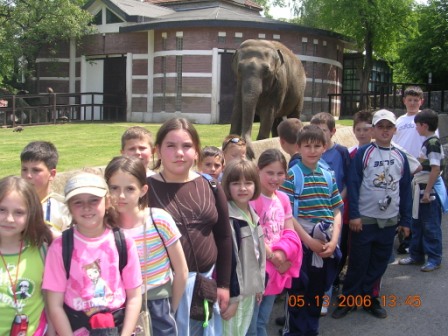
top-left (280, 125), bottom-right (343, 336)
top-left (43, 172), bottom-right (142, 336)
top-left (0, 176), bottom-right (53, 336)
top-left (105, 156), bottom-right (188, 334)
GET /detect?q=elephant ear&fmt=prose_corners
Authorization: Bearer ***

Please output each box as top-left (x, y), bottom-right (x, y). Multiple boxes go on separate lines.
top-left (276, 49), bottom-right (285, 66)
top-left (271, 49), bottom-right (285, 91)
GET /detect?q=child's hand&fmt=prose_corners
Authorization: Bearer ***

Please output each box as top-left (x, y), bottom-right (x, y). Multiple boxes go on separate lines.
top-left (256, 292), bottom-right (263, 304)
top-left (271, 250), bottom-right (287, 267)
top-left (398, 226), bottom-right (410, 238)
top-left (421, 191), bottom-right (431, 203)
top-left (349, 218), bottom-right (362, 232)
top-left (221, 301), bottom-right (239, 320)
top-left (276, 261), bottom-right (292, 274)
top-left (319, 241), bottom-right (337, 258)
top-left (307, 238), bottom-right (326, 253)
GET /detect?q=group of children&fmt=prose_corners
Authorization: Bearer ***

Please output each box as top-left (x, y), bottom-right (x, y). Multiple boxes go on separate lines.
top-left (0, 86), bottom-right (445, 336)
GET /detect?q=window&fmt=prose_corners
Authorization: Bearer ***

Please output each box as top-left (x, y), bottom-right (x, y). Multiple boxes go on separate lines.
top-left (218, 32), bottom-right (226, 44)
top-left (93, 11), bottom-right (102, 25)
top-left (105, 9), bottom-right (123, 24)
top-left (234, 32), bottom-right (243, 44)
top-left (175, 34), bottom-right (183, 111)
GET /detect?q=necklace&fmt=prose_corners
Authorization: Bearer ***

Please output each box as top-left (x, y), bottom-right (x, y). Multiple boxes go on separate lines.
top-left (0, 240), bottom-right (24, 310)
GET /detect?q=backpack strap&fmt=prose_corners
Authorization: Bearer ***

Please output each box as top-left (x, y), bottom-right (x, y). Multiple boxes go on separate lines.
top-left (113, 227), bottom-right (128, 275)
top-left (200, 173), bottom-right (218, 195)
top-left (62, 227), bottom-right (127, 279)
top-left (62, 227), bottom-right (74, 279)
top-left (290, 164), bottom-right (304, 219)
top-left (290, 164), bottom-right (334, 219)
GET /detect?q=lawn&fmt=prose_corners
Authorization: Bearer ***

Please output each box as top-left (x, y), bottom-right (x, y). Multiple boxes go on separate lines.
top-left (0, 122), bottom-right (259, 177)
top-left (0, 119), bottom-right (352, 178)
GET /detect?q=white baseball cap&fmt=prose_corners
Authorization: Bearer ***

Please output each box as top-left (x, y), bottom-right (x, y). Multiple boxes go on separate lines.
top-left (64, 173), bottom-right (108, 202)
top-left (372, 109), bottom-right (396, 126)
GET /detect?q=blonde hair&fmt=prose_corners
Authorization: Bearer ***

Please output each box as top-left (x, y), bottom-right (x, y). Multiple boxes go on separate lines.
top-left (0, 176), bottom-right (52, 247)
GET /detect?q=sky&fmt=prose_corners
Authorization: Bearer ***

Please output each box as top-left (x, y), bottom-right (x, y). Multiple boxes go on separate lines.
top-left (269, 0), bottom-right (428, 20)
top-left (270, 4), bottom-right (293, 20)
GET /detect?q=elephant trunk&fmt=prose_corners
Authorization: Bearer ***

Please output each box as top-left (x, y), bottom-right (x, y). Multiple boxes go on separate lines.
top-left (240, 80), bottom-right (262, 159)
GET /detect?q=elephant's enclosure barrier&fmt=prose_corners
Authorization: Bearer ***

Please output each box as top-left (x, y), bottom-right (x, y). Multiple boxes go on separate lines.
top-left (50, 126), bottom-right (358, 195)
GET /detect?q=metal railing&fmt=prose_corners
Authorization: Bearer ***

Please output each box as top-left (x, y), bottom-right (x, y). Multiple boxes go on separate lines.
top-left (330, 83), bottom-right (447, 117)
top-left (0, 92), bottom-right (126, 127)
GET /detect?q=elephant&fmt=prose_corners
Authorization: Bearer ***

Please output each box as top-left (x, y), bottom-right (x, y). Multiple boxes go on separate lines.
top-left (230, 39), bottom-right (306, 159)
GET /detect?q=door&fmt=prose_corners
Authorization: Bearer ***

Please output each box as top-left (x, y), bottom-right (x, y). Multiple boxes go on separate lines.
top-left (219, 52), bottom-right (236, 124)
top-left (83, 59), bottom-right (104, 120)
top-left (104, 57), bottom-right (126, 121)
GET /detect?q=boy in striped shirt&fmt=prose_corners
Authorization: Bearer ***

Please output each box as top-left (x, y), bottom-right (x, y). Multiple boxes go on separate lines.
top-left (280, 124), bottom-right (343, 336)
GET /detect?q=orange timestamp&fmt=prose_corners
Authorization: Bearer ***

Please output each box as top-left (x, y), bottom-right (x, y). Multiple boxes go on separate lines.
top-left (288, 294), bottom-right (422, 308)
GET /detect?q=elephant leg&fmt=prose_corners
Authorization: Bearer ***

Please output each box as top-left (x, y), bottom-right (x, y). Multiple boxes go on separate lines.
top-left (257, 108), bottom-right (275, 140)
top-left (271, 116), bottom-right (285, 137)
top-left (230, 86), bottom-right (243, 135)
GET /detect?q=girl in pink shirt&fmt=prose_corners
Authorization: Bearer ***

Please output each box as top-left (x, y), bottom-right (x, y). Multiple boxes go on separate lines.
top-left (43, 172), bottom-right (142, 336)
top-left (248, 149), bottom-right (301, 336)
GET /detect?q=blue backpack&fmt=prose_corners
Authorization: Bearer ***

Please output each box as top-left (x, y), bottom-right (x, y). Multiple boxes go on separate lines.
top-left (289, 162), bottom-right (334, 219)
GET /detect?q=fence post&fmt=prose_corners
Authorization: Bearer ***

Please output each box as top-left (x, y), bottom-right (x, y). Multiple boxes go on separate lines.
top-left (12, 95), bottom-right (16, 128)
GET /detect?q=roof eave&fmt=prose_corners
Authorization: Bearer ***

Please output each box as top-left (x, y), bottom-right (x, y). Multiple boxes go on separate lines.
top-left (119, 19), bottom-right (351, 43)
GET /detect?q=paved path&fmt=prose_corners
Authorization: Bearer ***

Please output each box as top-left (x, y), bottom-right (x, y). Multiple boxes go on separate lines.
top-left (267, 214), bottom-right (448, 336)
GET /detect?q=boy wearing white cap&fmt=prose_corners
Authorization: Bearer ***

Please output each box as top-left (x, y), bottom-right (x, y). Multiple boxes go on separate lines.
top-left (332, 109), bottom-right (412, 319)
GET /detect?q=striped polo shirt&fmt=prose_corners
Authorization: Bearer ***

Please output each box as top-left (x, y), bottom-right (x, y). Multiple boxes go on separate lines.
top-left (280, 161), bottom-right (343, 224)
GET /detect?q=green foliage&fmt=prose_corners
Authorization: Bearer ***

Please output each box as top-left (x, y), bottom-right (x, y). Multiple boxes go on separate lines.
top-left (291, 0), bottom-right (417, 108)
top-left (397, 0), bottom-right (448, 86)
top-left (296, 0), bottom-right (416, 62)
top-left (0, 0), bottom-right (94, 89)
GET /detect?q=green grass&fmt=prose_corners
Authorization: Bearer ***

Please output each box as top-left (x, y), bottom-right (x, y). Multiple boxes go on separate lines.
top-left (0, 120), bottom-right (351, 178)
top-left (0, 122), bottom-right (260, 178)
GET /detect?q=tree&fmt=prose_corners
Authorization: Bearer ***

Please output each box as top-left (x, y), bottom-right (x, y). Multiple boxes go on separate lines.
top-left (0, 0), bottom-right (93, 91)
top-left (397, 0), bottom-right (448, 87)
top-left (288, 0), bottom-right (417, 108)
top-left (253, 0), bottom-right (288, 18)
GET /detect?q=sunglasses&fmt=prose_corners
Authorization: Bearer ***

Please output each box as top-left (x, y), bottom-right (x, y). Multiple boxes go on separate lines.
top-left (222, 137), bottom-right (246, 151)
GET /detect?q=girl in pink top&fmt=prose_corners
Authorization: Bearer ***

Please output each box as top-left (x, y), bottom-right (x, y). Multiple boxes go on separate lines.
top-left (43, 172), bottom-right (142, 336)
top-left (248, 149), bottom-right (300, 336)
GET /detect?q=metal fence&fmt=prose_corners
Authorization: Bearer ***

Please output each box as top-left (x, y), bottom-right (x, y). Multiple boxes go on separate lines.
top-left (330, 83), bottom-right (447, 117)
top-left (0, 92), bottom-right (126, 127)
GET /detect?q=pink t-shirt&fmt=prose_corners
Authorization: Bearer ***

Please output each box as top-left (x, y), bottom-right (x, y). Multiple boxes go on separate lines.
top-left (250, 190), bottom-right (293, 247)
top-left (43, 227), bottom-right (142, 315)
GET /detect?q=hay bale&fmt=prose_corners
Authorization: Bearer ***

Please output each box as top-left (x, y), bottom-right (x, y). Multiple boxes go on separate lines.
top-left (50, 127), bottom-right (357, 194)
top-left (251, 126), bottom-right (357, 161)
top-left (51, 166), bottom-right (105, 196)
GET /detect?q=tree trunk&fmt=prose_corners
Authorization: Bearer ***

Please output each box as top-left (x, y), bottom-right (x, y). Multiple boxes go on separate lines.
top-left (360, 11), bottom-right (374, 110)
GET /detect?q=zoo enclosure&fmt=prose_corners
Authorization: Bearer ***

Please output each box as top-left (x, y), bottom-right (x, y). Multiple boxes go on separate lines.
top-left (331, 83), bottom-right (447, 117)
top-left (0, 92), bottom-right (126, 127)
